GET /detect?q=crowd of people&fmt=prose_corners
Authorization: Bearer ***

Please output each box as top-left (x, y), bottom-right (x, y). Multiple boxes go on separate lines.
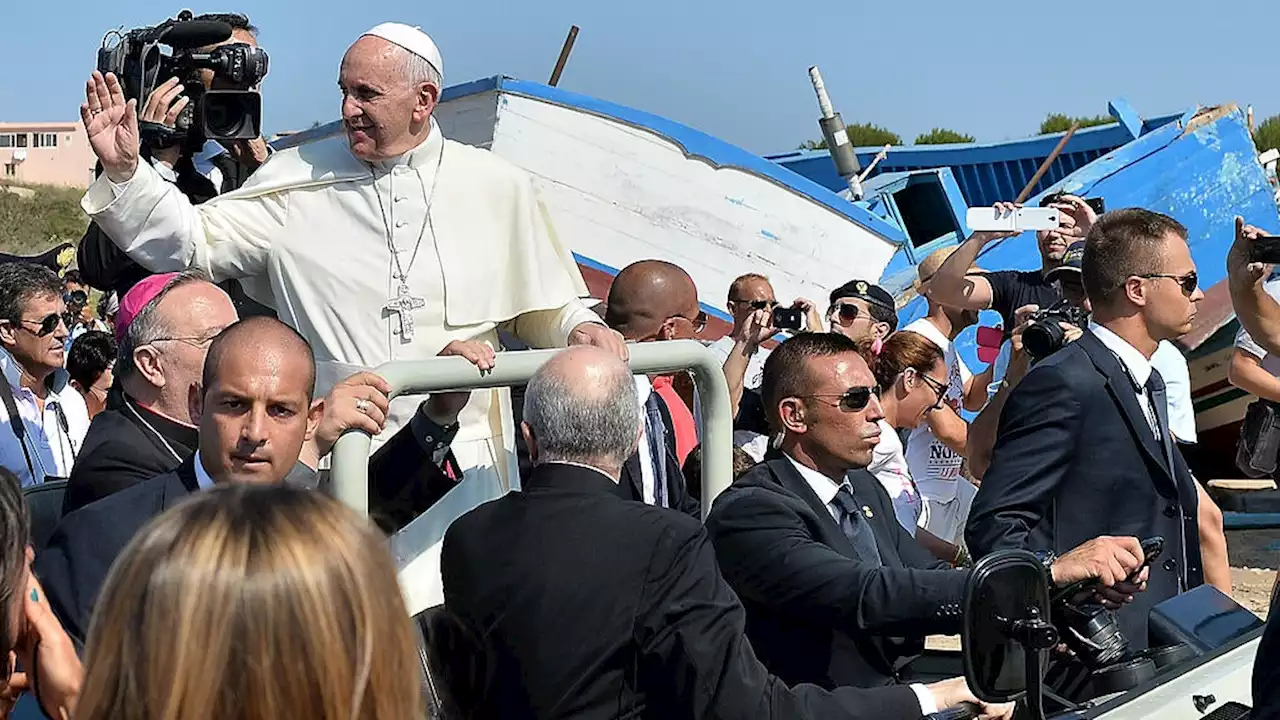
top-left (2, 8), bottom-right (1280, 720)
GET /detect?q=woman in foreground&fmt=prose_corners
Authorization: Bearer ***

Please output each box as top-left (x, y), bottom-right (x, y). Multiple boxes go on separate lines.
top-left (76, 484), bottom-right (423, 720)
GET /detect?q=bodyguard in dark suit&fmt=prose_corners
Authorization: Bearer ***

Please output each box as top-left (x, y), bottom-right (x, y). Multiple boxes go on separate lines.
top-left (37, 318), bottom-right (472, 643)
top-left (443, 345), bottom-right (1010, 720)
top-left (603, 260), bottom-right (707, 517)
top-left (968, 209), bottom-right (1207, 649)
top-left (708, 333), bottom-right (1147, 690)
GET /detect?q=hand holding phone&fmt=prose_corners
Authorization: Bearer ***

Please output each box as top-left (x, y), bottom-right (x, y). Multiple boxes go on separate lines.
top-left (966, 206), bottom-right (1060, 232)
top-left (1250, 235), bottom-right (1280, 265)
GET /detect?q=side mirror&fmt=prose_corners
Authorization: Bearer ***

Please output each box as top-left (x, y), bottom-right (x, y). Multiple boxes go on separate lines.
top-left (962, 550), bottom-right (1058, 720)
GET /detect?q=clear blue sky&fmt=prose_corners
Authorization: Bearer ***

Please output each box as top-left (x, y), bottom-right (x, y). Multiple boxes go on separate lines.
top-left (5, 0), bottom-right (1278, 155)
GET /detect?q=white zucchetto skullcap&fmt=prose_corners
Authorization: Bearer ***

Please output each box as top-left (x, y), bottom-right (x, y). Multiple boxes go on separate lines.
top-left (360, 23), bottom-right (444, 85)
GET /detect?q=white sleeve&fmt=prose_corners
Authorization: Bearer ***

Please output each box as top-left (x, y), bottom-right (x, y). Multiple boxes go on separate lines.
top-left (500, 298), bottom-right (603, 348)
top-left (910, 683), bottom-right (939, 715)
top-left (1236, 324), bottom-right (1268, 361)
top-left (82, 160), bottom-right (284, 282)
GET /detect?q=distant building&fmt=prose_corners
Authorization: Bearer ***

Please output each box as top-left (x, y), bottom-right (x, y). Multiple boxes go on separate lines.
top-left (0, 122), bottom-right (96, 189)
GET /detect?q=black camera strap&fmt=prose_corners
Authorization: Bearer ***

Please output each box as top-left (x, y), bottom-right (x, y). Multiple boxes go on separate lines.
top-left (0, 378), bottom-right (36, 482)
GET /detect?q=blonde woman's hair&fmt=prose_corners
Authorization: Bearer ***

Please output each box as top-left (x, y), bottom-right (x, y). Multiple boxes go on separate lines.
top-left (76, 484), bottom-right (423, 720)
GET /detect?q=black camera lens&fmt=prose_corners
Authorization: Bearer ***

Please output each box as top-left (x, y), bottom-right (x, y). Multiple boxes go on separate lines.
top-left (1023, 320), bottom-right (1066, 360)
top-left (202, 91), bottom-right (262, 140)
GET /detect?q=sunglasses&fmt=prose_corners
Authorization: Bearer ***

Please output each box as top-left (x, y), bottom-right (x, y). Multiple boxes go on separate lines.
top-left (12, 313), bottom-right (63, 337)
top-left (911, 368), bottom-right (949, 410)
top-left (798, 385), bottom-right (880, 412)
top-left (829, 302), bottom-right (865, 325)
top-left (732, 299), bottom-right (778, 311)
top-left (1137, 271), bottom-right (1198, 296)
top-left (679, 310), bottom-right (709, 333)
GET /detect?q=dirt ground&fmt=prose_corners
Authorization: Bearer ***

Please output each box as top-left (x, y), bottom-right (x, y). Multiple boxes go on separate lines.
top-left (927, 527), bottom-right (1278, 652)
top-left (1227, 527), bottom-right (1279, 617)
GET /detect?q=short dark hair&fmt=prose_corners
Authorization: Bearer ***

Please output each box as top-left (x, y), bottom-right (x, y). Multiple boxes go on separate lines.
top-left (761, 332), bottom-right (863, 429)
top-left (194, 12), bottom-right (258, 35)
top-left (1082, 208), bottom-right (1187, 308)
top-left (0, 263), bottom-right (63, 325)
top-left (67, 331), bottom-right (117, 390)
top-left (202, 317), bottom-right (316, 400)
top-left (61, 269), bottom-right (83, 287)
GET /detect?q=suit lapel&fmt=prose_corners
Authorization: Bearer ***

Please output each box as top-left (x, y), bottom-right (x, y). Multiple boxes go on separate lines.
top-left (1077, 332), bottom-right (1174, 484)
top-left (765, 456), bottom-right (864, 561)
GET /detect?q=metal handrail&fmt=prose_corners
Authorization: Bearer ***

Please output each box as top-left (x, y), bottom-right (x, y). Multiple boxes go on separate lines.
top-left (330, 339), bottom-right (733, 520)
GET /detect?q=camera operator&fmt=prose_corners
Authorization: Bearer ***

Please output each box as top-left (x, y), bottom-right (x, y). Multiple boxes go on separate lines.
top-left (77, 12), bottom-right (273, 319)
top-left (967, 209), bottom-right (1207, 650)
top-left (709, 273), bottom-right (823, 460)
top-left (927, 195), bottom-right (1097, 335)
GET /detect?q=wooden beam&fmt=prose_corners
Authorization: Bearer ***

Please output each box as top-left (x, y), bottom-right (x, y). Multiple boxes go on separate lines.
top-left (1014, 122), bottom-right (1078, 204)
top-left (548, 26), bottom-right (580, 87)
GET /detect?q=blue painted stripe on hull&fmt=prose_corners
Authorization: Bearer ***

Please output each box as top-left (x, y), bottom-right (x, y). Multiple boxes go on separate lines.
top-left (573, 252), bottom-right (735, 324)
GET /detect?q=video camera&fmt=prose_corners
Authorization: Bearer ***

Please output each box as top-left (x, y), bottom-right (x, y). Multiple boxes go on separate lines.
top-left (1023, 301), bottom-right (1090, 361)
top-left (96, 10), bottom-right (268, 150)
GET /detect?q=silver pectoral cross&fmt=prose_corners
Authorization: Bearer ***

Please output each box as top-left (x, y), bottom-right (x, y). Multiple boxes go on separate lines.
top-left (385, 283), bottom-right (426, 341)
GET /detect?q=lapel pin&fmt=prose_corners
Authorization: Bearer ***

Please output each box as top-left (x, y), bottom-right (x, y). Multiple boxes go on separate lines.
top-left (863, 506), bottom-right (874, 518)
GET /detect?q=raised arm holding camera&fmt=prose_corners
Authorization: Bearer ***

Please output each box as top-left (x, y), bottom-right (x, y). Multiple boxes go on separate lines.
top-left (77, 12), bottom-right (274, 319)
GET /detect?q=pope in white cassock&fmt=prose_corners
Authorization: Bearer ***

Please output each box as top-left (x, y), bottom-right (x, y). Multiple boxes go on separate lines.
top-left (79, 23), bottom-right (625, 607)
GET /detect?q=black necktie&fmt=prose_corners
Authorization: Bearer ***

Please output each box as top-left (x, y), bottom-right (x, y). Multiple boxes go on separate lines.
top-left (1147, 370), bottom-right (1174, 458)
top-left (643, 393), bottom-right (669, 508)
top-left (831, 484), bottom-right (882, 566)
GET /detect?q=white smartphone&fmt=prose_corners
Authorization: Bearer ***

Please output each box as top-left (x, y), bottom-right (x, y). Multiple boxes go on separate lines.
top-left (966, 206), bottom-right (1061, 232)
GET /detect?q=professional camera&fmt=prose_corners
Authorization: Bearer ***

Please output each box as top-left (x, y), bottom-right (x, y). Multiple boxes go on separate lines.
top-left (96, 10), bottom-right (268, 148)
top-left (1022, 301), bottom-right (1090, 361)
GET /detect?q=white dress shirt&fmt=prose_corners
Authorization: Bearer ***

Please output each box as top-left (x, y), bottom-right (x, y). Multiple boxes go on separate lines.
top-left (0, 349), bottom-right (89, 487)
top-left (1089, 322), bottom-right (1160, 439)
top-left (193, 450), bottom-right (216, 490)
top-left (634, 374), bottom-right (658, 506)
top-left (781, 452), bottom-right (937, 715)
top-left (1150, 340), bottom-right (1196, 444)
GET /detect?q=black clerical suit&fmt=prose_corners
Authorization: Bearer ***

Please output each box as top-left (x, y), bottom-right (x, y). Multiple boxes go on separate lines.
top-left (37, 417), bottom-right (459, 645)
top-left (706, 454), bottom-right (967, 690)
top-left (78, 153), bottom-right (273, 318)
top-left (441, 462), bottom-right (927, 720)
top-left (617, 390), bottom-right (700, 517)
top-left (967, 329), bottom-right (1202, 649)
top-left (62, 390), bottom-right (198, 515)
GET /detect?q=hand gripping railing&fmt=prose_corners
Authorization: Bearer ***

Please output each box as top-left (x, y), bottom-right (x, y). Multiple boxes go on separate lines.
top-left (330, 340), bottom-right (733, 596)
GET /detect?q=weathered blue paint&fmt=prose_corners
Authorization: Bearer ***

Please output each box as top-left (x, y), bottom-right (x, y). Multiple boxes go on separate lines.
top-left (572, 252), bottom-right (735, 324)
top-left (887, 104), bottom-right (1280, 378)
top-left (769, 107), bottom-right (1184, 208)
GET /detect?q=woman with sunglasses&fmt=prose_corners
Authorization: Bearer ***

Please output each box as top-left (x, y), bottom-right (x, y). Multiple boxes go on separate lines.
top-left (864, 332), bottom-right (967, 565)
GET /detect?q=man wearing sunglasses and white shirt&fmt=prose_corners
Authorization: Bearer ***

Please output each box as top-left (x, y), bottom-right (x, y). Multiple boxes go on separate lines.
top-left (0, 263), bottom-right (90, 487)
top-left (709, 273), bottom-right (822, 460)
top-left (969, 209), bottom-right (1207, 652)
top-left (706, 331), bottom-right (1152, 693)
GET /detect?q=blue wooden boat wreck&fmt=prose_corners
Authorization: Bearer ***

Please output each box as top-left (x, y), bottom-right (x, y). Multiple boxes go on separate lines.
top-left (774, 100), bottom-right (1280, 480)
